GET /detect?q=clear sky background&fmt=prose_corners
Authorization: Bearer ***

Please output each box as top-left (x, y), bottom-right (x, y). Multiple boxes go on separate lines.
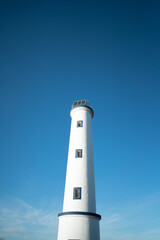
top-left (0, 1), bottom-right (160, 240)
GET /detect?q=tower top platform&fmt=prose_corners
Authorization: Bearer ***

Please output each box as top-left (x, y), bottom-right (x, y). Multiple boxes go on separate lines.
top-left (71, 99), bottom-right (94, 118)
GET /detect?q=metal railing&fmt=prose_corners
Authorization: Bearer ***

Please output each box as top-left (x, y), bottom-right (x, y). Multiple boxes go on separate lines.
top-left (72, 99), bottom-right (89, 109)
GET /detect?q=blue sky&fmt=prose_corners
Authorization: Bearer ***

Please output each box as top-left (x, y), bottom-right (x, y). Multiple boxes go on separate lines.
top-left (0, 0), bottom-right (160, 239)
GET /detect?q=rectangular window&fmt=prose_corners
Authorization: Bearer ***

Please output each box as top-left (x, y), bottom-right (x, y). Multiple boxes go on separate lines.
top-left (73, 187), bottom-right (81, 199)
top-left (77, 120), bottom-right (83, 127)
top-left (75, 149), bottom-right (82, 158)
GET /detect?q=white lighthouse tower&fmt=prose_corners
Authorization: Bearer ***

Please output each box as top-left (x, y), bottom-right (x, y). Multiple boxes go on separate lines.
top-left (57, 100), bottom-right (101, 240)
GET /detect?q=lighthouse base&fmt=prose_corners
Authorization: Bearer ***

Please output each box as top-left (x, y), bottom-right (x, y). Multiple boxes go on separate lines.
top-left (57, 212), bottom-right (101, 240)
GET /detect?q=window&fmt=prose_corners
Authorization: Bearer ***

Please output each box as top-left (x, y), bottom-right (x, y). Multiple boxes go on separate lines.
top-left (75, 149), bottom-right (82, 158)
top-left (73, 187), bottom-right (81, 199)
top-left (77, 120), bottom-right (83, 127)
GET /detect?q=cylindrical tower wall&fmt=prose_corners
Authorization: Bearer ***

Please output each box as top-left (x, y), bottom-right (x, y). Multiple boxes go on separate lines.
top-left (63, 106), bottom-right (96, 213)
top-left (57, 102), bottom-right (101, 240)
top-left (57, 214), bottom-right (100, 240)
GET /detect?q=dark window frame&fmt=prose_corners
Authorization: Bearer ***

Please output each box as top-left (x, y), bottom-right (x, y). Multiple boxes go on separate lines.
top-left (77, 120), bottom-right (83, 128)
top-left (75, 149), bottom-right (82, 158)
top-left (73, 187), bottom-right (82, 200)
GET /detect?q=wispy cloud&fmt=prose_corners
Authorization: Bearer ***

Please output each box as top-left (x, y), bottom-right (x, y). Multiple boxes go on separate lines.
top-left (0, 197), bottom-right (58, 240)
top-left (102, 213), bottom-right (120, 224)
top-left (100, 192), bottom-right (160, 240)
top-left (0, 193), bottom-right (160, 240)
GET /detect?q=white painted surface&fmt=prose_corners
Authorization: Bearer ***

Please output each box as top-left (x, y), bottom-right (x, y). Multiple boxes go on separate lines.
top-left (57, 214), bottom-right (100, 240)
top-left (57, 105), bottom-right (100, 240)
top-left (63, 106), bottom-right (96, 212)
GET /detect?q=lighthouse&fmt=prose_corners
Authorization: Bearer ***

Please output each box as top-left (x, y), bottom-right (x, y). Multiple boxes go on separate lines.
top-left (57, 100), bottom-right (101, 240)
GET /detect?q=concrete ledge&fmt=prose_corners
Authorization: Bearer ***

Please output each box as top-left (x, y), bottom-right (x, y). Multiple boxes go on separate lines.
top-left (58, 211), bottom-right (101, 220)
